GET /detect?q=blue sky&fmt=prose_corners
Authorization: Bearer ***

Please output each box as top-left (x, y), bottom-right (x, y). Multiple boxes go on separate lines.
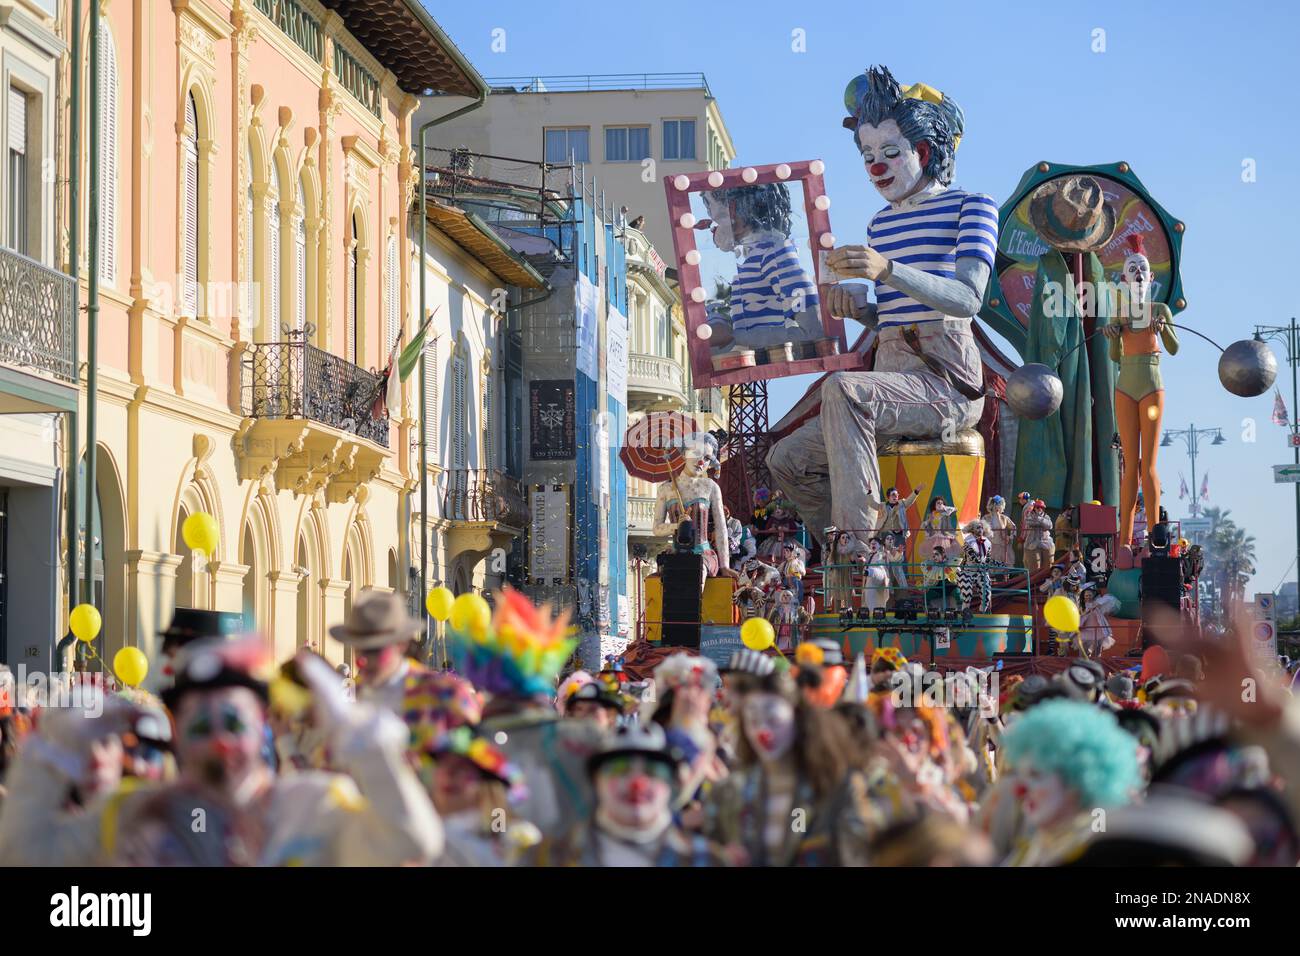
top-left (428, 0), bottom-right (1300, 593)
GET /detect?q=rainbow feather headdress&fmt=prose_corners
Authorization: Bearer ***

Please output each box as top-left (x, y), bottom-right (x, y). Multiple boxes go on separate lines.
top-left (446, 587), bottom-right (577, 699)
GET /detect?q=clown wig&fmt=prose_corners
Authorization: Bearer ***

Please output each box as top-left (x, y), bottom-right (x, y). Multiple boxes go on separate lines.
top-left (845, 65), bottom-right (963, 186)
top-left (1003, 700), bottom-right (1140, 808)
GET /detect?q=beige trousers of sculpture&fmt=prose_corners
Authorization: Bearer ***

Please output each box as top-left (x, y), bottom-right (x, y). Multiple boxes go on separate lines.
top-left (768, 322), bottom-right (984, 548)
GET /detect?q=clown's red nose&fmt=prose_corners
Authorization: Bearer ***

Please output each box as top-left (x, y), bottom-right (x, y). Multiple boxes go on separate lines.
top-left (211, 739), bottom-right (238, 758)
top-left (870, 162), bottom-right (888, 177)
top-left (1013, 782), bottom-right (1028, 799)
top-left (627, 776), bottom-right (653, 800)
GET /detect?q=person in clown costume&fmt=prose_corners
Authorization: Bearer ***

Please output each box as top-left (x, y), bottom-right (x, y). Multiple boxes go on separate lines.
top-left (705, 668), bottom-right (876, 866)
top-left (0, 636), bottom-right (444, 866)
top-left (982, 495), bottom-right (1016, 568)
top-left (999, 699), bottom-right (1140, 865)
top-left (767, 64), bottom-right (996, 552)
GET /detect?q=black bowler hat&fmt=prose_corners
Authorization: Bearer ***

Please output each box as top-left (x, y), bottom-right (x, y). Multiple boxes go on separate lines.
top-left (159, 607), bottom-right (239, 653)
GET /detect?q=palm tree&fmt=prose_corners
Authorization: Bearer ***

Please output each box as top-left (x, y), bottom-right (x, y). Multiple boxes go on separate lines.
top-left (1203, 515), bottom-right (1256, 614)
top-left (1199, 507), bottom-right (1237, 617)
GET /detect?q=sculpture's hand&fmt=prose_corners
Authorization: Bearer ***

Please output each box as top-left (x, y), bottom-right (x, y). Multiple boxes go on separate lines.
top-left (826, 245), bottom-right (892, 282)
top-left (822, 283), bottom-right (872, 319)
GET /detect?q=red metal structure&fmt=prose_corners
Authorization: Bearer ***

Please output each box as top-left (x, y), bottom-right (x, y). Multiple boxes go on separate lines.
top-left (719, 380), bottom-right (772, 518)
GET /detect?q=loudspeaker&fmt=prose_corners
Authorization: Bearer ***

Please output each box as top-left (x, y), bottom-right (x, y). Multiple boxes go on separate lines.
top-left (1141, 555), bottom-right (1185, 649)
top-left (658, 552), bottom-right (703, 648)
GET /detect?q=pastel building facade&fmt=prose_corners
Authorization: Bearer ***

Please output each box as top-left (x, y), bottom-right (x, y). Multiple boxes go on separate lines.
top-left (26, 0), bottom-right (484, 683)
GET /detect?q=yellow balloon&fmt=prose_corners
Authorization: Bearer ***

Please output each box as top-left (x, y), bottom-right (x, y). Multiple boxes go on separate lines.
top-left (450, 593), bottom-right (491, 636)
top-left (1044, 595), bottom-right (1081, 633)
top-left (113, 646), bottom-right (149, 687)
top-left (69, 603), bottom-right (102, 642)
top-left (740, 617), bottom-right (775, 651)
top-left (182, 511), bottom-right (219, 555)
top-left (425, 586), bottom-right (455, 622)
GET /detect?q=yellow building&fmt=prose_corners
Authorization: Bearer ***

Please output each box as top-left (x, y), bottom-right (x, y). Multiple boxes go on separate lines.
top-left (5, 0), bottom-right (491, 685)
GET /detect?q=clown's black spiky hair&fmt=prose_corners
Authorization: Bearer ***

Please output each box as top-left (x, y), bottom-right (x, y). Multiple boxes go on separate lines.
top-left (845, 65), bottom-right (964, 187)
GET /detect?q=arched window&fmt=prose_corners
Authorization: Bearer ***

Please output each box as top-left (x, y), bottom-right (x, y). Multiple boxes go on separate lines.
top-left (269, 163), bottom-right (282, 333)
top-left (347, 213), bottom-right (360, 363)
top-left (295, 181), bottom-right (306, 332)
top-left (98, 21), bottom-right (119, 285)
top-left (182, 93), bottom-right (199, 316)
top-left (384, 233), bottom-right (398, 352)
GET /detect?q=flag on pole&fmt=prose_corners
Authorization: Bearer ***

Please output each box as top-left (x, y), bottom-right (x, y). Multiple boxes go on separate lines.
top-left (377, 308), bottom-right (438, 419)
top-left (1200, 473), bottom-right (1210, 501)
top-left (398, 309), bottom-right (438, 383)
top-left (1273, 389), bottom-right (1290, 427)
top-left (1178, 474), bottom-right (1189, 500)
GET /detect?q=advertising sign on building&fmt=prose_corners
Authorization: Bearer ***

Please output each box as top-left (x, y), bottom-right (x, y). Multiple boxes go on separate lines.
top-left (576, 274), bottom-right (599, 381)
top-left (529, 380), bottom-right (576, 460)
top-left (529, 484), bottom-right (570, 584)
top-left (607, 307), bottom-right (628, 407)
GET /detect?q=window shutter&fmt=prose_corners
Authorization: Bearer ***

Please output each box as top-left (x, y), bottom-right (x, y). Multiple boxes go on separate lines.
top-left (423, 337), bottom-right (438, 458)
top-left (245, 184), bottom-right (255, 327)
top-left (98, 25), bottom-right (118, 285)
top-left (453, 355), bottom-right (466, 468)
top-left (8, 87), bottom-right (26, 254)
top-left (295, 213), bottom-right (306, 332)
top-left (347, 243), bottom-right (357, 362)
top-left (385, 234), bottom-right (398, 351)
top-left (7, 87), bottom-right (25, 154)
top-left (482, 364), bottom-right (494, 471)
top-left (182, 94), bottom-right (198, 316)
top-left (268, 198), bottom-right (281, 332)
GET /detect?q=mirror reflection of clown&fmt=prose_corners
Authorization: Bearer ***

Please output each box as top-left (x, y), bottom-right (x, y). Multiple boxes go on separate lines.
top-left (1104, 234), bottom-right (1179, 549)
top-left (702, 182), bottom-right (822, 353)
top-left (768, 65), bottom-right (998, 551)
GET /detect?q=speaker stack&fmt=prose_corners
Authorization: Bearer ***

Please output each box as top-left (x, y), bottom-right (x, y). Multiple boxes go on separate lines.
top-left (657, 551), bottom-right (703, 648)
top-left (1140, 554), bottom-right (1185, 649)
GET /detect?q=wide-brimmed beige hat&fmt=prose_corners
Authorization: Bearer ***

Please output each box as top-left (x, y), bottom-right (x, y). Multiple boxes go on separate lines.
top-left (329, 589), bottom-right (424, 650)
top-left (1028, 175), bottom-right (1117, 253)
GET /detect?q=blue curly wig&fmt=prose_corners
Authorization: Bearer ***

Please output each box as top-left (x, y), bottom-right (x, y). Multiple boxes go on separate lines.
top-left (1003, 700), bottom-right (1140, 808)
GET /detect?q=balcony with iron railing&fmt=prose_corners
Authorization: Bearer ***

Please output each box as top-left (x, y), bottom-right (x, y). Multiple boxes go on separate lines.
top-left (0, 246), bottom-right (77, 413)
top-left (234, 328), bottom-right (388, 501)
top-left (627, 352), bottom-right (686, 410)
top-left (440, 468), bottom-right (527, 529)
top-left (437, 468), bottom-right (527, 561)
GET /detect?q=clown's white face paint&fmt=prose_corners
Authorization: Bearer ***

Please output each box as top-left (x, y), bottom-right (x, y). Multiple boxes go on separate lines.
top-left (742, 691), bottom-right (796, 763)
top-left (175, 686), bottom-right (268, 803)
top-left (1123, 250), bottom-right (1153, 307)
top-left (595, 756), bottom-right (674, 832)
top-left (702, 192), bottom-right (737, 252)
top-left (682, 436), bottom-right (717, 478)
top-left (857, 118), bottom-right (929, 203)
top-left (1015, 761), bottom-right (1078, 830)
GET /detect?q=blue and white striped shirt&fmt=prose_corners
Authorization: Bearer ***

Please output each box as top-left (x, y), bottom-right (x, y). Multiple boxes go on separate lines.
top-left (867, 188), bottom-right (998, 328)
top-left (730, 237), bottom-right (821, 333)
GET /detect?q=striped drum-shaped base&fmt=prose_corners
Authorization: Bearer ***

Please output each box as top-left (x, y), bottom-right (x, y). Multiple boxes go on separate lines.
top-left (878, 429), bottom-right (985, 565)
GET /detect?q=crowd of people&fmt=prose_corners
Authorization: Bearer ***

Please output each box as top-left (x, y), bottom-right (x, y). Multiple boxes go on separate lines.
top-left (1, 583), bottom-right (1298, 867)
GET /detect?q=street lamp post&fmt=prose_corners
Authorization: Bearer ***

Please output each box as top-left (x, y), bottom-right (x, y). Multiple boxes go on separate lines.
top-left (1161, 422), bottom-right (1224, 619)
top-left (1254, 318), bottom-right (1300, 615)
top-left (1160, 423), bottom-right (1225, 521)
